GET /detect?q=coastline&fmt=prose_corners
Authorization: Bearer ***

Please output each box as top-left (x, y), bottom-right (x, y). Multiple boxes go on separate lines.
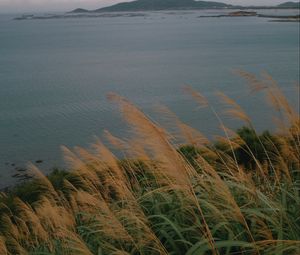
top-left (13, 8), bottom-right (300, 21)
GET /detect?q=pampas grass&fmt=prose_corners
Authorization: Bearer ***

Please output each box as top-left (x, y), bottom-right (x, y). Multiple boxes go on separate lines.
top-left (0, 72), bottom-right (299, 255)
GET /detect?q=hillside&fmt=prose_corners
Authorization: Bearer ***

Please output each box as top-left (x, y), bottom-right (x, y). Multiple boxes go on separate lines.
top-left (71, 0), bottom-right (232, 13)
top-left (277, 1), bottom-right (300, 8)
top-left (97, 0), bottom-right (232, 12)
top-left (70, 8), bottom-right (90, 13)
top-left (70, 0), bottom-right (300, 13)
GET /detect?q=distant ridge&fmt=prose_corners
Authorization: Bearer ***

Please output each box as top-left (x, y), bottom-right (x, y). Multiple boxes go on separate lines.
top-left (97, 0), bottom-right (231, 12)
top-left (70, 8), bottom-right (90, 13)
top-left (277, 1), bottom-right (300, 8)
top-left (70, 0), bottom-right (232, 13)
top-left (70, 0), bottom-right (300, 13)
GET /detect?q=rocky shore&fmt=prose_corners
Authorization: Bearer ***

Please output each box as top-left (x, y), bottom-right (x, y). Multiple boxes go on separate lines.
top-left (198, 11), bottom-right (300, 21)
top-left (14, 12), bottom-right (148, 20)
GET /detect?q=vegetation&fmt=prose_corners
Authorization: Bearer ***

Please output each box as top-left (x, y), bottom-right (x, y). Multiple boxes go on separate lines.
top-left (0, 72), bottom-right (299, 254)
top-left (70, 0), bottom-right (300, 13)
top-left (97, 0), bottom-right (231, 12)
top-left (277, 2), bottom-right (300, 9)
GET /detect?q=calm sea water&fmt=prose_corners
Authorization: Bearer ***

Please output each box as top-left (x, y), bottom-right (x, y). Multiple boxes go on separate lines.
top-left (0, 10), bottom-right (299, 187)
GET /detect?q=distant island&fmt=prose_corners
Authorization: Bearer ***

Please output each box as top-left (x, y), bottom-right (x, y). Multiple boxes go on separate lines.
top-left (71, 0), bottom-right (232, 13)
top-left (70, 0), bottom-right (300, 13)
top-left (14, 0), bottom-right (300, 21)
top-left (277, 1), bottom-right (300, 8)
top-left (198, 10), bottom-right (300, 21)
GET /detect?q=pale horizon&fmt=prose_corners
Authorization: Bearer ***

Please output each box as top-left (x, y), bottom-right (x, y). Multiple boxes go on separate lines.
top-left (0, 0), bottom-right (298, 13)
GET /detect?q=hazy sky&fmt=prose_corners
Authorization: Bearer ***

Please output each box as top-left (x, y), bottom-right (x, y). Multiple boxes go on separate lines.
top-left (0, 0), bottom-right (296, 13)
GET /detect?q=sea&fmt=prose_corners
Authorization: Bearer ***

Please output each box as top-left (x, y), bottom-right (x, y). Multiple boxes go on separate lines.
top-left (0, 9), bottom-right (299, 187)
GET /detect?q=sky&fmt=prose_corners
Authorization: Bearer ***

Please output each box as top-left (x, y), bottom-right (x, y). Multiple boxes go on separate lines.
top-left (0, 0), bottom-right (296, 13)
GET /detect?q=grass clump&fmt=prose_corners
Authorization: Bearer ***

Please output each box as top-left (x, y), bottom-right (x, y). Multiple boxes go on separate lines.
top-left (0, 72), bottom-right (299, 255)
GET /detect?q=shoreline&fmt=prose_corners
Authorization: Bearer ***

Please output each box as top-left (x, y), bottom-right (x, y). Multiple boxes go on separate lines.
top-left (14, 9), bottom-right (300, 21)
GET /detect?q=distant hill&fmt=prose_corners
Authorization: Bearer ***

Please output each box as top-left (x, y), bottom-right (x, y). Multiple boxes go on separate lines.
top-left (69, 0), bottom-right (300, 13)
top-left (70, 8), bottom-right (90, 13)
top-left (70, 0), bottom-right (232, 13)
top-left (277, 1), bottom-right (300, 8)
top-left (97, 0), bottom-right (232, 12)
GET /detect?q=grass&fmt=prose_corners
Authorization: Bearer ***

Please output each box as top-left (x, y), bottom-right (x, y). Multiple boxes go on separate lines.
top-left (0, 72), bottom-right (299, 255)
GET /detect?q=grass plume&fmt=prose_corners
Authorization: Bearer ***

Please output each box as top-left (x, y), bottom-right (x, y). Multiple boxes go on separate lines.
top-left (0, 73), bottom-right (299, 255)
